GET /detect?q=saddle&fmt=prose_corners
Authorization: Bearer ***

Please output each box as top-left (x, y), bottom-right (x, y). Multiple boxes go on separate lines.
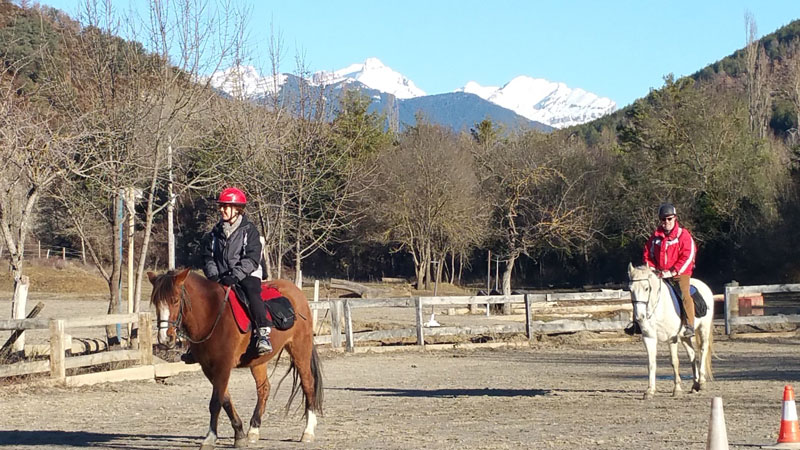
top-left (228, 284), bottom-right (296, 333)
top-left (665, 279), bottom-right (707, 318)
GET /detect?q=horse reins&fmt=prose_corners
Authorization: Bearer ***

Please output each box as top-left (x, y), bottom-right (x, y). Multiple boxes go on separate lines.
top-left (157, 284), bottom-right (230, 344)
top-left (631, 276), bottom-right (663, 320)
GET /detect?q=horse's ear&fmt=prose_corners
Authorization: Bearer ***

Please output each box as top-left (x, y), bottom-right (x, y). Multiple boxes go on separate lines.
top-left (175, 268), bottom-right (191, 285)
top-left (147, 271), bottom-right (158, 285)
top-left (627, 263), bottom-right (635, 278)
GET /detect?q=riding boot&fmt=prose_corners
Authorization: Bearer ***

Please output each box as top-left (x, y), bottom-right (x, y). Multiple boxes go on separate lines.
top-left (180, 348), bottom-right (197, 364)
top-left (255, 327), bottom-right (272, 354)
top-left (682, 324), bottom-right (695, 338)
top-left (624, 321), bottom-right (642, 336)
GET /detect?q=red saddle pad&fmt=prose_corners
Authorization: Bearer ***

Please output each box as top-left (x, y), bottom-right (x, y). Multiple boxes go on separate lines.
top-left (229, 284), bottom-right (283, 333)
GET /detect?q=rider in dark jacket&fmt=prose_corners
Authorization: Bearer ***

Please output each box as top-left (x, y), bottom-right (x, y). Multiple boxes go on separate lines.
top-left (182, 187), bottom-right (272, 363)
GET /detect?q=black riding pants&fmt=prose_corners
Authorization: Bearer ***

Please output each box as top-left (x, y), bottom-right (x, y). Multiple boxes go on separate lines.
top-left (239, 276), bottom-right (273, 329)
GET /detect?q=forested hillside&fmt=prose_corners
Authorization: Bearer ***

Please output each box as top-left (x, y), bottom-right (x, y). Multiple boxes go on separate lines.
top-left (2, 0), bottom-right (799, 322)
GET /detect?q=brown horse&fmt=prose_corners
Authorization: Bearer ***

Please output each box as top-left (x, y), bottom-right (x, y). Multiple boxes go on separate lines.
top-left (147, 269), bottom-right (323, 449)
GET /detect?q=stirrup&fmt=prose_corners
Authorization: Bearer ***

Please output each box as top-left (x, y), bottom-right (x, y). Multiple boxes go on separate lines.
top-left (255, 327), bottom-right (272, 354)
top-left (682, 325), bottom-right (695, 338)
top-left (256, 336), bottom-right (272, 354)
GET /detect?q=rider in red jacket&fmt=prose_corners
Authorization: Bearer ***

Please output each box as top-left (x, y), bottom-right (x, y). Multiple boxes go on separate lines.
top-left (626, 203), bottom-right (698, 337)
top-left (643, 203), bottom-right (697, 337)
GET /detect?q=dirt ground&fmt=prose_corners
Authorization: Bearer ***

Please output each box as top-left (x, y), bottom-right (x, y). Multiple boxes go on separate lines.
top-left (3, 262), bottom-right (800, 449)
top-left (0, 334), bottom-right (799, 449)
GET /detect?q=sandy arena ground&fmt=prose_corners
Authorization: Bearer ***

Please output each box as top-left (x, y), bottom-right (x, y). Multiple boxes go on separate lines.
top-left (2, 324), bottom-right (800, 449)
top-left (1, 281), bottom-right (800, 450)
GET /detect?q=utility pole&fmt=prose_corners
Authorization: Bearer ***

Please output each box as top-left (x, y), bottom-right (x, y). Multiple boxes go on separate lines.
top-left (167, 140), bottom-right (175, 270)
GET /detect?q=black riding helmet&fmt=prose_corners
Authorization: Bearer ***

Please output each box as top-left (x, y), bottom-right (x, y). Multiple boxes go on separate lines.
top-left (658, 203), bottom-right (676, 219)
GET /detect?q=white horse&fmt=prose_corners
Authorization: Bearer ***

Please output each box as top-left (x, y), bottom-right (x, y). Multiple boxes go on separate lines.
top-left (627, 263), bottom-right (714, 399)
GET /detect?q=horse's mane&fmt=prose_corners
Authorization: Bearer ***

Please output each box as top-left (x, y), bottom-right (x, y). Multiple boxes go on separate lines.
top-left (150, 270), bottom-right (184, 305)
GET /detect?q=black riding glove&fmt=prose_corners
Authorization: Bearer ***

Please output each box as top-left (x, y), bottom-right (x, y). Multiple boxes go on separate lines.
top-left (207, 275), bottom-right (220, 282)
top-left (220, 275), bottom-right (237, 287)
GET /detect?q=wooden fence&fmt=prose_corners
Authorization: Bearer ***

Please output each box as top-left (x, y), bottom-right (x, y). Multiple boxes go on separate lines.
top-left (724, 282), bottom-right (800, 335)
top-left (310, 290), bottom-right (633, 352)
top-left (0, 313), bottom-right (157, 386)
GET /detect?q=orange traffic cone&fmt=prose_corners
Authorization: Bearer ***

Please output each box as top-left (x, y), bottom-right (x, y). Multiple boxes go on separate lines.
top-left (777, 385), bottom-right (800, 447)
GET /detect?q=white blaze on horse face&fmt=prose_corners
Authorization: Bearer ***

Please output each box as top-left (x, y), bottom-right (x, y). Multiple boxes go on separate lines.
top-left (157, 301), bottom-right (171, 345)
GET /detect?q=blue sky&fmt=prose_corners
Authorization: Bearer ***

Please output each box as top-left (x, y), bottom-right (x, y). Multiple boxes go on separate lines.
top-left (37, 1), bottom-right (800, 107)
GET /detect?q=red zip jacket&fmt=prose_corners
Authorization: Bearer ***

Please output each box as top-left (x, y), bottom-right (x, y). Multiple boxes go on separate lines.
top-left (643, 220), bottom-right (696, 276)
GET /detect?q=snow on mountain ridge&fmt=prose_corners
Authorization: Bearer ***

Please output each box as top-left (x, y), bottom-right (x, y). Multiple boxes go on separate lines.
top-left (206, 65), bottom-right (286, 98)
top-left (207, 59), bottom-right (616, 128)
top-left (312, 57), bottom-right (425, 99)
top-left (460, 76), bottom-right (616, 128)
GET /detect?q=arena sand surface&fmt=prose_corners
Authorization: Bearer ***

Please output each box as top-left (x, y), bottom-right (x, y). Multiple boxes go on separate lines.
top-left (1, 334), bottom-right (800, 449)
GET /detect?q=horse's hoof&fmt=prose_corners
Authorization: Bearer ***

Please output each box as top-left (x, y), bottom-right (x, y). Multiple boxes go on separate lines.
top-left (691, 381), bottom-right (704, 392)
top-left (234, 437), bottom-right (248, 448)
top-left (301, 432), bottom-right (315, 443)
top-left (642, 391), bottom-right (654, 400)
top-left (247, 428), bottom-right (259, 444)
top-left (200, 444), bottom-right (215, 450)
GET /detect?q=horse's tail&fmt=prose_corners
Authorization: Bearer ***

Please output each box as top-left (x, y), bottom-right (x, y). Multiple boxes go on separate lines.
top-left (280, 345), bottom-right (324, 417)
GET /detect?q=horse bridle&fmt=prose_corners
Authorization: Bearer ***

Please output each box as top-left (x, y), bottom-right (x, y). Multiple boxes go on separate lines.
top-left (157, 284), bottom-right (230, 344)
top-left (630, 275), bottom-right (663, 320)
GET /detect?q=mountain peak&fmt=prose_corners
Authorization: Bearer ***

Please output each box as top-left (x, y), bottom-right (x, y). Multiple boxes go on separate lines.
top-left (459, 78), bottom-right (616, 128)
top-left (206, 65), bottom-right (286, 97)
top-left (312, 58), bottom-right (425, 99)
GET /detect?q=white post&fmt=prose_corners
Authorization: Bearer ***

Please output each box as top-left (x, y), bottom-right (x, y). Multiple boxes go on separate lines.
top-left (167, 141), bottom-right (175, 270)
top-left (126, 187), bottom-right (135, 340)
top-left (313, 280), bottom-right (319, 330)
top-left (11, 275), bottom-right (29, 352)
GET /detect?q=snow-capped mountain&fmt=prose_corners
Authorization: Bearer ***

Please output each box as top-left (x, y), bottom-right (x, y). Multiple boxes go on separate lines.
top-left (207, 65), bottom-right (286, 98)
top-left (311, 57), bottom-right (425, 99)
top-left (208, 58), bottom-right (614, 130)
top-left (458, 77), bottom-right (616, 129)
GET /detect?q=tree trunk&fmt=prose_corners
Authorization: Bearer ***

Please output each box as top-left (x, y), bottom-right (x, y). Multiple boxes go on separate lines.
top-left (501, 255), bottom-right (518, 315)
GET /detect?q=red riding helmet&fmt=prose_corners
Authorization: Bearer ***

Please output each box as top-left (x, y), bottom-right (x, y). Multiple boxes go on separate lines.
top-left (217, 187), bottom-right (247, 206)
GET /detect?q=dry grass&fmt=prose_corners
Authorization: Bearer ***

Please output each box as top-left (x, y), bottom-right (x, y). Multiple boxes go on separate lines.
top-left (0, 259), bottom-right (108, 295)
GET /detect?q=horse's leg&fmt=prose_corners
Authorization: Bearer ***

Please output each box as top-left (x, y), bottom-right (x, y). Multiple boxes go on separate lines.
top-left (643, 336), bottom-right (658, 400)
top-left (201, 384), bottom-right (222, 450)
top-left (206, 368), bottom-right (248, 449)
top-left (692, 324), bottom-right (710, 392)
top-left (287, 339), bottom-right (320, 442)
top-left (680, 334), bottom-right (699, 393)
top-left (669, 339), bottom-right (683, 397)
top-left (247, 362), bottom-right (271, 444)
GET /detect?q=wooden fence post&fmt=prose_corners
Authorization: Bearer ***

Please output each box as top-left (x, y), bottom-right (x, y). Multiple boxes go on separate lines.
top-left (343, 299), bottom-right (354, 353)
top-left (415, 297), bottom-right (424, 348)
top-left (524, 294), bottom-right (533, 340)
top-left (49, 319), bottom-right (67, 381)
top-left (330, 300), bottom-right (342, 349)
top-left (138, 312), bottom-right (153, 365)
top-left (11, 275), bottom-right (29, 352)
top-left (0, 301), bottom-right (44, 358)
top-left (724, 281), bottom-right (738, 336)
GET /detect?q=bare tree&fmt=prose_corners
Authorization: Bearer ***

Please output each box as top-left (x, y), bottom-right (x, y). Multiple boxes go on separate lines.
top-left (745, 12), bottom-right (772, 139)
top-left (42, 0), bottom-right (243, 341)
top-left (366, 119), bottom-right (486, 290)
top-left (473, 131), bottom-right (597, 295)
top-left (0, 22), bottom-right (86, 323)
